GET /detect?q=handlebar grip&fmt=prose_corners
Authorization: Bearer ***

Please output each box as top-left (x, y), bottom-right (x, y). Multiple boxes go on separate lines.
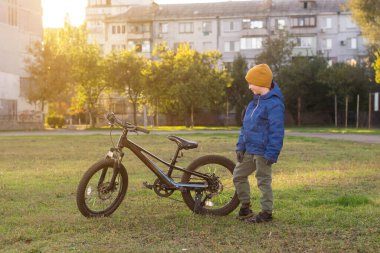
top-left (136, 126), bottom-right (150, 134)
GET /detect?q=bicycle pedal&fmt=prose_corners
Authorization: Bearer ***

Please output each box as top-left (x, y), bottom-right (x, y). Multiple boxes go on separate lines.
top-left (143, 181), bottom-right (153, 190)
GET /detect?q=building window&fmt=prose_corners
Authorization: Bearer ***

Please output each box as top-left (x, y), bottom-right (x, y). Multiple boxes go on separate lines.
top-left (129, 24), bottom-right (141, 33)
top-left (112, 25), bottom-right (126, 34)
top-left (143, 23), bottom-right (151, 33)
top-left (224, 41), bottom-right (240, 52)
top-left (223, 21), bottom-right (239, 32)
top-left (142, 41), bottom-right (150, 53)
top-left (202, 21), bottom-right (212, 35)
top-left (128, 23), bottom-right (150, 33)
top-left (276, 19), bottom-right (286, 30)
top-left (179, 22), bottom-right (193, 33)
top-left (350, 37), bottom-right (357, 49)
top-left (174, 42), bottom-right (193, 50)
top-left (8, 0), bottom-right (18, 26)
top-left (346, 58), bottom-right (357, 66)
top-left (296, 37), bottom-right (313, 48)
top-left (240, 37), bottom-right (263, 50)
top-left (322, 38), bottom-right (332, 49)
top-left (324, 17), bottom-right (332, 29)
top-left (159, 23), bottom-right (168, 33)
top-left (291, 16), bottom-right (316, 27)
top-left (20, 77), bottom-right (33, 98)
top-left (243, 19), bottom-right (264, 29)
top-left (0, 99), bottom-right (17, 121)
top-left (128, 41), bottom-right (150, 53)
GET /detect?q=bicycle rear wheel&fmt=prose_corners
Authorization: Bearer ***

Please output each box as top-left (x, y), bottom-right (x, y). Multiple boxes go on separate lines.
top-left (76, 159), bottom-right (128, 217)
top-left (181, 155), bottom-right (239, 216)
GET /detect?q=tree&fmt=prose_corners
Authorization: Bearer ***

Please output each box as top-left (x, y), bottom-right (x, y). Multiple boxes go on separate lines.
top-left (255, 31), bottom-right (295, 78)
top-left (24, 36), bottom-right (70, 119)
top-left (319, 62), bottom-right (370, 127)
top-left (226, 54), bottom-right (251, 125)
top-left (73, 45), bottom-right (107, 127)
top-left (349, 0), bottom-right (380, 46)
top-left (148, 43), bottom-right (230, 127)
top-left (350, 0), bottom-right (380, 84)
top-left (106, 50), bottom-right (149, 125)
top-left (278, 56), bottom-right (328, 126)
top-left (147, 43), bottom-right (178, 126)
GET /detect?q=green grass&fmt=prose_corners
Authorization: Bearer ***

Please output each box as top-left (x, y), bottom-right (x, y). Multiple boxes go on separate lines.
top-left (287, 127), bottom-right (380, 135)
top-left (0, 133), bottom-right (379, 252)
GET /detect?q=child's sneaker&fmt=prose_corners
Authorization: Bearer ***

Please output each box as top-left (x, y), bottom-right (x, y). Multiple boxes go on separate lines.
top-left (236, 206), bottom-right (254, 220)
top-left (246, 211), bottom-right (273, 223)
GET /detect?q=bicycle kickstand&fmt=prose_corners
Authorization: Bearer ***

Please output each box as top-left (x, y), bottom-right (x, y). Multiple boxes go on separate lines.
top-left (193, 190), bottom-right (203, 214)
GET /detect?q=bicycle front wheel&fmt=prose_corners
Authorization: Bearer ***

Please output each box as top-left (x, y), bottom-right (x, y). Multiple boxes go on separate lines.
top-left (181, 155), bottom-right (239, 216)
top-left (76, 159), bottom-right (128, 217)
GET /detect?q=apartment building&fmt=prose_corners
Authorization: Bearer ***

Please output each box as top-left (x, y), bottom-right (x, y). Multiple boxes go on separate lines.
top-left (86, 0), bottom-right (153, 53)
top-left (0, 0), bottom-right (43, 130)
top-left (87, 0), bottom-right (366, 66)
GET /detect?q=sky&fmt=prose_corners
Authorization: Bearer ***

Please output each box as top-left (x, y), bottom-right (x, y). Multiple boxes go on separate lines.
top-left (42, 0), bottom-right (250, 28)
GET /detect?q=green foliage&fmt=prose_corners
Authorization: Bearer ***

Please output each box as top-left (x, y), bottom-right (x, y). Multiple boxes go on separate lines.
top-left (226, 54), bottom-right (251, 125)
top-left (374, 51), bottom-right (380, 84)
top-left (24, 37), bottom-right (70, 111)
top-left (255, 31), bottom-right (295, 78)
top-left (46, 115), bottom-right (65, 128)
top-left (349, 0), bottom-right (380, 46)
top-left (319, 62), bottom-right (370, 101)
top-left (72, 44), bottom-right (106, 127)
top-left (106, 50), bottom-right (149, 124)
top-left (278, 56), bottom-right (330, 116)
top-left (149, 43), bottom-right (231, 127)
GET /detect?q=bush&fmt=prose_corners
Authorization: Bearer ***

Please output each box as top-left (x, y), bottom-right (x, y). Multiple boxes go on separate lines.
top-left (47, 115), bottom-right (65, 128)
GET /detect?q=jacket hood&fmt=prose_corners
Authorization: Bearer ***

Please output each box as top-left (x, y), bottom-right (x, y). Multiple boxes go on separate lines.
top-left (253, 81), bottom-right (283, 101)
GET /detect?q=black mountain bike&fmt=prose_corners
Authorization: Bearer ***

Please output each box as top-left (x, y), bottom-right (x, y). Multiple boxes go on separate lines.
top-left (76, 112), bottom-right (239, 217)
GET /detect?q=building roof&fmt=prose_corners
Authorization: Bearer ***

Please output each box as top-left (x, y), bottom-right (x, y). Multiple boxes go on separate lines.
top-left (105, 0), bottom-right (348, 23)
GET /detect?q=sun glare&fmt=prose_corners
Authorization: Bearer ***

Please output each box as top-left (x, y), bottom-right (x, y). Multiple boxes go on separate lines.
top-left (42, 0), bottom-right (87, 28)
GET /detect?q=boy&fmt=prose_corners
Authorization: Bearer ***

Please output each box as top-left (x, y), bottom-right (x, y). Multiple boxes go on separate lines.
top-left (233, 64), bottom-right (285, 223)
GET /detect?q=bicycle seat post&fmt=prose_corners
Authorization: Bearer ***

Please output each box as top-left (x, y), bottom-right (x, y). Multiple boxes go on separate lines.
top-left (168, 146), bottom-right (181, 177)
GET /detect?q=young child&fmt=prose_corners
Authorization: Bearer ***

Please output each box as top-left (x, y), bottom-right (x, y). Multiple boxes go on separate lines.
top-left (233, 63), bottom-right (285, 223)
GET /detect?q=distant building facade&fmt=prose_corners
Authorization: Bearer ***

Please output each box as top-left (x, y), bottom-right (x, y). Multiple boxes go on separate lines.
top-left (0, 0), bottom-right (43, 130)
top-left (87, 0), bottom-right (367, 66)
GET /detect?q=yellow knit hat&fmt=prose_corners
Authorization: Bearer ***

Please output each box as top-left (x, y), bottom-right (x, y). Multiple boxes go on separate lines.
top-left (245, 64), bottom-right (273, 88)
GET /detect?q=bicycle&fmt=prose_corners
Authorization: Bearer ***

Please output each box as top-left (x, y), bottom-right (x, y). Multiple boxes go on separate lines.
top-left (76, 112), bottom-right (239, 217)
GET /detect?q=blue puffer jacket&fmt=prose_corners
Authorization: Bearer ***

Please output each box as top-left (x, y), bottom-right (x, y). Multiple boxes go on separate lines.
top-left (236, 82), bottom-right (285, 163)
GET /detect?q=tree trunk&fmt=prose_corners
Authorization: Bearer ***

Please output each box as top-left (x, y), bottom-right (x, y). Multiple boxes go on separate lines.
top-left (334, 95), bottom-right (337, 127)
top-left (143, 104), bottom-right (147, 127)
top-left (190, 104), bottom-right (194, 128)
top-left (345, 95), bottom-right (348, 128)
top-left (368, 92), bottom-right (372, 129)
top-left (297, 96), bottom-right (301, 127)
top-left (132, 102), bottom-right (137, 125)
top-left (155, 98), bottom-right (159, 127)
top-left (356, 94), bottom-right (359, 128)
top-left (226, 98), bottom-right (229, 126)
top-left (41, 101), bottom-right (45, 125)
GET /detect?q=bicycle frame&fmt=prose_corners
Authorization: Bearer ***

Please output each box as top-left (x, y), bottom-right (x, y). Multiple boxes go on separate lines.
top-left (112, 129), bottom-right (210, 191)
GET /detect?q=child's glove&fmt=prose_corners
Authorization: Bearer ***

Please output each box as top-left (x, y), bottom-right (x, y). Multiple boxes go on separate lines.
top-left (236, 151), bottom-right (245, 163)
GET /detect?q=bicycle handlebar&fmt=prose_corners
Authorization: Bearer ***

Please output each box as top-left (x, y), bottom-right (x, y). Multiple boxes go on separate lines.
top-left (106, 112), bottom-right (150, 134)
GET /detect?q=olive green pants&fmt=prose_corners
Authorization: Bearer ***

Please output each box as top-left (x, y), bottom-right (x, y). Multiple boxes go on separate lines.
top-left (233, 153), bottom-right (273, 212)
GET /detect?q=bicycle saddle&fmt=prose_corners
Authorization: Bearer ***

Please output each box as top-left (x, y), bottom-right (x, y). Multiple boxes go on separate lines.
top-left (167, 135), bottom-right (198, 150)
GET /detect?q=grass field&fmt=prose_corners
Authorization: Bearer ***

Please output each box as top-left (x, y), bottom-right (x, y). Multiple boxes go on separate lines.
top-left (0, 133), bottom-right (379, 252)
